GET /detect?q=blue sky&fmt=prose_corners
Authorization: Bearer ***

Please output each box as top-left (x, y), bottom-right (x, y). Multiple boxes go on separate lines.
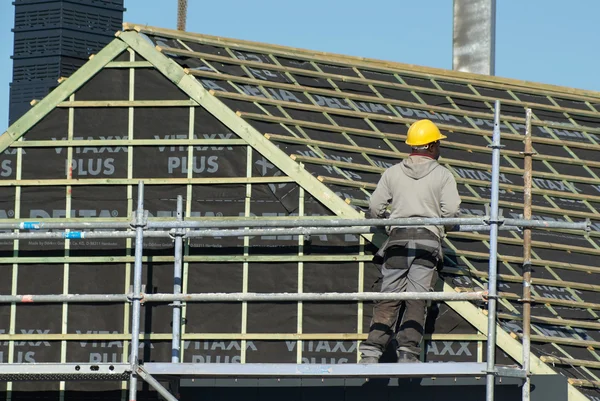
top-left (1, 0), bottom-right (599, 131)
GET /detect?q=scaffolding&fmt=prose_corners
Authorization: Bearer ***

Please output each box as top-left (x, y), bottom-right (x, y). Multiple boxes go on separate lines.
top-left (0, 102), bottom-right (591, 401)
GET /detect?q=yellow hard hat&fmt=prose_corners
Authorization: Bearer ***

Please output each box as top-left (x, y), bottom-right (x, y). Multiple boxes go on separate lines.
top-left (405, 119), bottom-right (447, 147)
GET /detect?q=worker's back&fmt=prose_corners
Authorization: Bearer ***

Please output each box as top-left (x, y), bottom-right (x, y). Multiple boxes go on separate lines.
top-left (368, 155), bottom-right (461, 237)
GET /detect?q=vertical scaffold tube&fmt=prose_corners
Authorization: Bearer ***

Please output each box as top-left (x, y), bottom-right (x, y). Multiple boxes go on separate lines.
top-left (172, 195), bottom-right (184, 363)
top-left (129, 181), bottom-right (145, 401)
top-left (486, 100), bottom-right (502, 401)
top-left (522, 109), bottom-right (533, 401)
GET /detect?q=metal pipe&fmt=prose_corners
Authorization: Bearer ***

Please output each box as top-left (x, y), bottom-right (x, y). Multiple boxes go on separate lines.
top-left (182, 220), bottom-right (586, 238)
top-left (503, 218), bottom-right (589, 231)
top-left (183, 225), bottom-right (525, 238)
top-left (486, 100), bottom-right (502, 401)
top-left (0, 222), bottom-right (132, 230)
top-left (459, 225), bottom-right (523, 232)
top-left (0, 231), bottom-right (131, 240)
top-left (136, 366), bottom-right (178, 401)
top-left (0, 291), bottom-right (487, 304)
top-left (185, 226), bottom-right (381, 238)
top-left (184, 225), bottom-right (454, 238)
top-left (129, 181), bottom-right (145, 401)
top-left (148, 217), bottom-right (487, 229)
top-left (0, 294), bottom-right (128, 303)
top-left (0, 231), bottom-right (168, 240)
top-left (459, 225), bottom-right (518, 232)
top-left (0, 218), bottom-right (586, 241)
top-left (141, 291), bottom-right (487, 302)
top-left (171, 195), bottom-right (183, 364)
top-left (0, 220), bottom-right (585, 242)
top-left (522, 108), bottom-right (533, 401)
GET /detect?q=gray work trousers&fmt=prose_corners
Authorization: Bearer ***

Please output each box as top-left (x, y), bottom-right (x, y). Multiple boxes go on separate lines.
top-left (359, 228), bottom-right (441, 359)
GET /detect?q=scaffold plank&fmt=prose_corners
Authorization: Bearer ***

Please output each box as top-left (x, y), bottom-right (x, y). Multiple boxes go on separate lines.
top-left (143, 362), bottom-right (489, 378)
top-left (0, 363), bottom-right (130, 381)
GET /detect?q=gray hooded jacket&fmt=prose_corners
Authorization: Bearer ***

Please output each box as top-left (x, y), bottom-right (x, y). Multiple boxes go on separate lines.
top-left (369, 155), bottom-right (461, 238)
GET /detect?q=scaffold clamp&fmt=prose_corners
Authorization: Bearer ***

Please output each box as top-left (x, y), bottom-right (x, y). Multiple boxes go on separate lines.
top-left (130, 210), bottom-right (149, 229)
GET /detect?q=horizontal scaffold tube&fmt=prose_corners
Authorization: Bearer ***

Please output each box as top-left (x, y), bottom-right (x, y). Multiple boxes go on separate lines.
top-left (460, 225), bottom-right (520, 232)
top-left (503, 218), bottom-right (590, 231)
top-left (0, 217), bottom-right (481, 231)
top-left (0, 218), bottom-right (587, 241)
top-left (141, 291), bottom-right (488, 302)
top-left (183, 225), bottom-right (523, 238)
top-left (0, 294), bottom-right (128, 303)
top-left (149, 217), bottom-right (486, 229)
top-left (0, 291), bottom-right (487, 304)
top-left (149, 216), bottom-right (589, 231)
top-left (0, 231), bottom-right (169, 240)
top-left (0, 221), bottom-right (132, 230)
top-left (0, 224), bottom-right (520, 241)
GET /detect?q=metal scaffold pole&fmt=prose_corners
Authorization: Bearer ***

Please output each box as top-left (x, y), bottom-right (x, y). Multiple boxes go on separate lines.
top-left (486, 100), bottom-right (502, 401)
top-left (129, 181), bottom-right (146, 401)
top-left (172, 195), bottom-right (184, 364)
top-left (170, 195), bottom-right (184, 399)
top-left (522, 108), bottom-right (534, 401)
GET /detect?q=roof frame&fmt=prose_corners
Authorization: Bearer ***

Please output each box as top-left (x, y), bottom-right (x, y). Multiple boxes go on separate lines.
top-left (0, 26), bottom-right (589, 400)
top-left (116, 29), bottom-right (588, 401)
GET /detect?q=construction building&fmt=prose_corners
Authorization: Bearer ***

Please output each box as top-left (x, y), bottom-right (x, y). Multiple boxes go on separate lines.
top-left (1, 11), bottom-right (600, 401)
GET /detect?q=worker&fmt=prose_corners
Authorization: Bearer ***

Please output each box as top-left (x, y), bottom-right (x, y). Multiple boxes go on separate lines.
top-left (359, 119), bottom-right (461, 364)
